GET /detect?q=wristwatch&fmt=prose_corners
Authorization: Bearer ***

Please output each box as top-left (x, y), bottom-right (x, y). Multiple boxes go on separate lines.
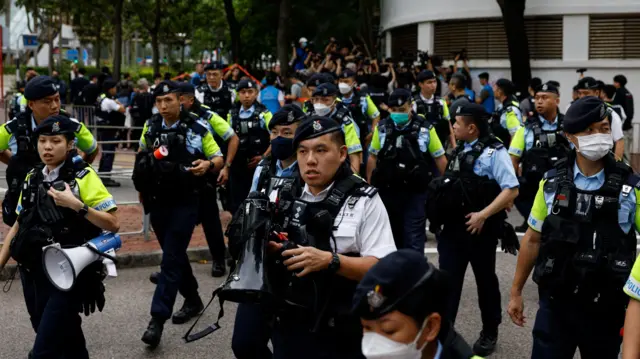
top-left (328, 253), bottom-right (341, 273)
top-left (78, 204), bottom-right (89, 218)
top-left (225, 162), bottom-right (232, 168)
top-left (208, 160), bottom-right (215, 169)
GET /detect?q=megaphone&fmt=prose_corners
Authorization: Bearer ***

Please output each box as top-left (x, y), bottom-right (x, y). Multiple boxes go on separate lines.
top-left (42, 233), bottom-right (122, 291)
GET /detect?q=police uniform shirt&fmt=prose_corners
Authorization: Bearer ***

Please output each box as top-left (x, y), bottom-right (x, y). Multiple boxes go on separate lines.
top-left (195, 81), bottom-right (237, 104)
top-left (328, 107), bottom-right (363, 155)
top-left (99, 94), bottom-right (121, 113)
top-left (249, 160), bottom-right (298, 193)
top-left (411, 94), bottom-right (451, 122)
top-left (462, 139), bottom-right (520, 190)
top-left (527, 162), bottom-right (640, 234)
top-left (299, 182), bottom-right (396, 258)
top-left (16, 165), bottom-right (117, 215)
top-left (198, 108), bottom-right (236, 141)
top-left (138, 118), bottom-right (223, 159)
top-left (496, 102), bottom-right (523, 136)
top-left (625, 254), bottom-right (640, 301)
top-left (227, 104), bottom-right (273, 130)
top-left (341, 92), bottom-right (380, 120)
top-left (609, 107), bottom-right (624, 142)
top-left (0, 115), bottom-right (98, 156)
top-left (508, 115), bottom-right (559, 157)
top-left (368, 119), bottom-right (445, 158)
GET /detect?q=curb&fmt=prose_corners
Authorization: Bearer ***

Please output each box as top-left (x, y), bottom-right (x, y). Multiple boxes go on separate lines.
top-left (0, 247), bottom-right (213, 281)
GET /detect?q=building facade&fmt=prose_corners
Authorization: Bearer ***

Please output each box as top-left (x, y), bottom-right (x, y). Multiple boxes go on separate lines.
top-left (380, 0), bottom-right (640, 110)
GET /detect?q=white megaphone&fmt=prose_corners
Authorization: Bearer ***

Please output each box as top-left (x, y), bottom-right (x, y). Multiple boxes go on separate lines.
top-left (42, 233), bottom-right (122, 291)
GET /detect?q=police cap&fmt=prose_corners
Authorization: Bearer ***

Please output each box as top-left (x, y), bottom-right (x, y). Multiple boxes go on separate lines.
top-left (293, 115), bottom-right (342, 149)
top-left (102, 79), bottom-right (117, 92)
top-left (577, 76), bottom-right (600, 90)
top-left (388, 88), bottom-right (412, 107)
top-left (306, 73), bottom-right (331, 87)
top-left (340, 69), bottom-right (357, 79)
top-left (236, 79), bottom-right (257, 91)
top-left (564, 96), bottom-right (611, 134)
top-left (535, 82), bottom-right (559, 96)
top-left (352, 249), bottom-right (446, 323)
top-left (495, 78), bottom-right (515, 95)
top-left (152, 81), bottom-right (181, 97)
top-left (34, 115), bottom-right (77, 137)
top-left (312, 83), bottom-right (338, 97)
top-left (24, 76), bottom-right (58, 101)
top-left (455, 102), bottom-right (489, 120)
top-left (269, 105), bottom-right (306, 130)
top-left (416, 70), bottom-right (436, 83)
top-left (204, 62), bottom-right (225, 71)
top-left (178, 82), bottom-right (196, 95)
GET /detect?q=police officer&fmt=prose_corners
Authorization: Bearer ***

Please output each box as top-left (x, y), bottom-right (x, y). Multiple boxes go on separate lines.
top-left (95, 79), bottom-right (126, 187)
top-left (310, 82), bottom-right (363, 173)
top-left (231, 105), bottom-right (306, 359)
top-left (195, 62), bottom-right (236, 119)
top-left (180, 82), bottom-right (240, 277)
top-left (266, 116), bottom-right (396, 359)
top-left (303, 73), bottom-right (332, 114)
top-left (367, 89), bottom-right (447, 253)
top-left (508, 96), bottom-right (638, 359)
top-left (10, 80), bottom-right (26, 119)
top-left (412, 70), bottom-right (456, 149)
top-left (491, 79), bottom-right (523, 144)
top-left (0, 115), bottom-right (119, 359)
top-left (338, 69), bottom-right (381, 147)
top-left (0, 75), bottom-right (99, 227)
top-left (448, 73), bottom-right (472, 117)
top-left (226, 78), bottom-right (273, 214)
top-left (134, 81), bottom-right (224, 348)
top-left (427, 103), bottom-right (520, 357)
top-left (353, 249), bottom-right (484, 359)
top-left (509, 83), bottom-right (571, 232)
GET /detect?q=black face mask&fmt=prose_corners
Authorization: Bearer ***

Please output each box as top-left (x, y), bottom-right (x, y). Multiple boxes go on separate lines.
top-left (270, 136), bottom-right (295, 160)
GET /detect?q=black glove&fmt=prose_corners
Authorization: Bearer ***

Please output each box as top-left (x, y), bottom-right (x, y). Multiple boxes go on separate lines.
top-left (500, 221), bottom-right (520, 256)
top-left (74, 261), bottom-right (106, 316)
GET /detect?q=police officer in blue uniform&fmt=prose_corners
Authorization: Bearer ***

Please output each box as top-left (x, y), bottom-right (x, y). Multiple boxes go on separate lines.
top-left (303, 73), bottom-right (332, 114)
top-left (491, 79), bottom-right (523, 144)
top-left (353, 249), bottom-right (484, 359)
top-left (134, 81), bottom-right (224, 348)
top-left (95, 79), bottom-right (126, 187)
top-left (230, 105), bottom-right (306, 359)
top-left (0, 115), bottom-right (119, 359)
top-left (367, 89), bottom-right (448, 253)
top-left (427, 103), bottom-right (520, 357)
top-left (508, 96), bottom-right (638, 359)
top-left (195, 62), bottom-right (236, 120)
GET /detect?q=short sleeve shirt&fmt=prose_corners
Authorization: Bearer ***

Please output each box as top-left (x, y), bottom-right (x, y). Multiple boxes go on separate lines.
top-left (369, 120), bottom-right (445, 158)
top-left (139, 117), bottom-right (223, 159)
top-left (508, 115), bottom-right (559, 157)
top-left (462, 139), bottom-right (520, 190)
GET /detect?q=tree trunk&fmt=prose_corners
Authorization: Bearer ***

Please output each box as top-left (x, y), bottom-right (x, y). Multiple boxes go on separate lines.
top-left (113, 0), bottom-right (124, 79)
top-left (223, 0), bottom-right (241, 62)
top-left (497, 0), bottom-right (531, 98)
top-left (276, 0), bottom-right (291, 79)
top-left (151, 32), bottom-right (160, 75)
top-left (181, 41), bottom-right (186, 72)
top-left (95, 29), bottom-right (102, 69)
top-left (47, 17), bottom-right (54, 74)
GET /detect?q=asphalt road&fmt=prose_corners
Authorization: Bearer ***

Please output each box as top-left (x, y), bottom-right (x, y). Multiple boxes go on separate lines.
top-left (0, 253), bottom-right (589, 359)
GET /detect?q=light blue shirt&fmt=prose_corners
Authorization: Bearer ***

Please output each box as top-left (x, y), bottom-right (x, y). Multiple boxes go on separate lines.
top-left (533, 161), bottom-right (637, 234)
top-left (250, 160), bottom-right (298, 192)
top-left (231, 105), bottom-right (268, 130)
top-left (434, 341), bottom-right (443, 359)
top-left (8, 116), bottom-right (97, 155)
top-left (463, 139), bottom-right (519, 190)
top-left (372, 121), bottom-right (444, 158)
top-left (498, 103), bottom-right (523, 135)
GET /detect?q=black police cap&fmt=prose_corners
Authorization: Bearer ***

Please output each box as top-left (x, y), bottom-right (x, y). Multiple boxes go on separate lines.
top-left (306, 73), bottom-right (331, 87)
top-left (352, 249), bottom-right (443, 323)
top-left (577, 76), bottom-right (600, 90)
top-left (236, 79), bottom-right (257, 91)
top-left (24, 75), bottom-right (58, 101)
top-left (564, 96), bottom-right (611, 134)
top-left (204, 62), bottom-right (225, 71)
top-left (535, 82), bottom-right (560, 96)
top-left (152, 81), bottom-right (181, 97)
top-left (495, 78), bottom-right (515, 95)
top-left (269, 105), bottom-right (306, 130)
top-left (312, 83), bottom-right (338, 97)
top-left (178, 82), bottom-right (196, 95)
top-left (416, 70), bottom-right (435, 83)
top-left (102, 79), bottom-right (117, 92)
top-left (388, 88), bottom-right (412, 107)
top-left (455, 102), bottom-right (489, 120)
top-left (293, 115), bottom-right (342, 149)
top-left (340, 69), bottom-right (356, 79)
top-left (34, 115), bottom-right (78, 137)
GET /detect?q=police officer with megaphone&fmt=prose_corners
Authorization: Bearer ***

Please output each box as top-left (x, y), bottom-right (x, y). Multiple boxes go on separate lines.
top-left (0, 115), bottom-right (119, 359)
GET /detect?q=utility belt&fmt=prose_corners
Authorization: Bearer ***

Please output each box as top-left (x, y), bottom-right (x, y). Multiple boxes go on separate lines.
top-left (372, 160), bottom-right (432, 191)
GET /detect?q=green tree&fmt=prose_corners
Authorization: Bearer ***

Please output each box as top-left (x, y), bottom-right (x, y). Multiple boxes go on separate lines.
top-left (129, 0), bottom-right (166, 74)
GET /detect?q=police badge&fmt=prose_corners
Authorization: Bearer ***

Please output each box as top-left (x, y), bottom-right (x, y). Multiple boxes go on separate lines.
top-left (288, 111), bottom-right (295, 122)
top-left (367, 285), bottom-right (385, 312)
top-left (52, 121), bottom-right (60, 133)
top-left (163, 84), bottom-right (169, 93)
top-left (313, 120), bottom-right (322, 132)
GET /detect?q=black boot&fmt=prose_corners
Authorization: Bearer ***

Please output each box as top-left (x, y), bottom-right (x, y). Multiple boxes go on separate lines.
top-left (149, 272), bottom-right (159, 285)
top-left (211, 260), bottom-right (226, 278)
top-left (141, 317), bottom-right (164, 348)
top-left (473, 329), bottom-right (498, 357)
top-left (171, 297), bottom-right (204, 324)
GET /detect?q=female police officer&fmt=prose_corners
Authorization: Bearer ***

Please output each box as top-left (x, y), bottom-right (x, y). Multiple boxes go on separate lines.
top-left (0, 115), bottom-right (119, 359)
top-left (352, 249), bottom-right (483, 359)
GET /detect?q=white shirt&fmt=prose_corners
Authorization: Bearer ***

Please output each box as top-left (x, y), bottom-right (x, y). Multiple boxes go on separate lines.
top-left (100, 97), bottom-right (121, 113)
top-left (300, 183), bottom-right (397, 258)
top-left (42, 163), bottom-right (64, 182)
top-left (610, 109), bottom-right (624, 142)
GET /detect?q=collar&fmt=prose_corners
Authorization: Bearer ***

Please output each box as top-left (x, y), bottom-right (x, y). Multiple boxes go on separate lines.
top-left (420, 93), bottom-right (435, 103)
top-left (538, 114), bottom-right (558, 125)
top-left (454, 93), bottom-right (468, 100)
top-left (240, 104), bottom-right (255, 114)
top-left (162, 118), bottom-right (180, 129)
top-left (343, 92), bottom-right (354, 101)
top-left (208, 81), bottom-right (224, 92)
top-left (464, 138), bottom-right (479, 150)
top-left (329, 107), bottom-right (338, 117)
top-left (301, 182), bottom-right (335, 202)
top-left (276, 160), bottom-right (298, 172)
top-left (31, 115), bottom-right (38, 130)
top-left (42, 162), bottom-right (65, 182)
top-left (573, 161), bottom-right (605, 183)
top-left (434, 341), bottom-right (443, 359)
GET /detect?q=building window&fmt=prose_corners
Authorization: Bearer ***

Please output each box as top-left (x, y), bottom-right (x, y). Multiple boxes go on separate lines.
top-left (434, 17), bottom-right (563, 60)
top-left (391, 24), bottom-right (417, 62)
top-left (589, 16), bottom-right (640, 59)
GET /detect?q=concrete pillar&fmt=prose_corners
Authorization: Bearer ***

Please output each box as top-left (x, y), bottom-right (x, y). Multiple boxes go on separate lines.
top-left (563, 15), bottom-right (589, 61)
top-left (385, 31), bottom-right (392, 59)
top-left (417, 22), bottom-right (434, 54)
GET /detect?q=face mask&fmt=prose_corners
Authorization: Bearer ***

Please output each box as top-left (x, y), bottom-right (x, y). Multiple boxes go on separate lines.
top-left (314, 102), bottom-right (332, 116)
top-left (390, 112), bottom-right (410, 126)
top-left (574, 133), bottom-right (613, 161)
top-left (270, 136), bottom-right (295, 160)
top-left (339, 83), bottom-right (353, 95)
top-left (362, 319), bottom-right (429, 359)
top-left (301, 42), bottom-right (307, 48)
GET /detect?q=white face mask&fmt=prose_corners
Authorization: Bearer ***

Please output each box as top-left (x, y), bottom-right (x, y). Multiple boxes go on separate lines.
top-left (314, 102), bottom-right (333, 116)
top-left (574, 133), bottom-right (613, 161)
top-left (361, 320), bottom-right (429, 359)
top-left (339, 83), bottom-right (353, 95)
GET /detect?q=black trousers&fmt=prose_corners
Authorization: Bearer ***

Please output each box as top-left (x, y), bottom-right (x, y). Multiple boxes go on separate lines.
top-left (437, 226), bottom-right (502, 332)
top-left (150, 201), bottom-right (201, 320)
top-left (232, 303), bottom-right (274, 359)
top-left (228, 161), bottom-right (254, 214)
top-left (97, 129), bottom-right (117, 175)
top-left (20, 266), bottom-right (89, 359)
top-left (199, 181), bottom-right (226, 262)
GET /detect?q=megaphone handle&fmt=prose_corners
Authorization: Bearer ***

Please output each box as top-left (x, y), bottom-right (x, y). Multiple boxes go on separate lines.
top-left (184, 287), bottom-right (226, 343)
top-left (86, 245), bottom-right (118, 264)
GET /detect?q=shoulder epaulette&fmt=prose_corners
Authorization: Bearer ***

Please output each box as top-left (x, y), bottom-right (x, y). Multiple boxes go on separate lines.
top-left (76, 168), bottom-right (90, 179)
top-left (354, 184), bottom-right (378, 198)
